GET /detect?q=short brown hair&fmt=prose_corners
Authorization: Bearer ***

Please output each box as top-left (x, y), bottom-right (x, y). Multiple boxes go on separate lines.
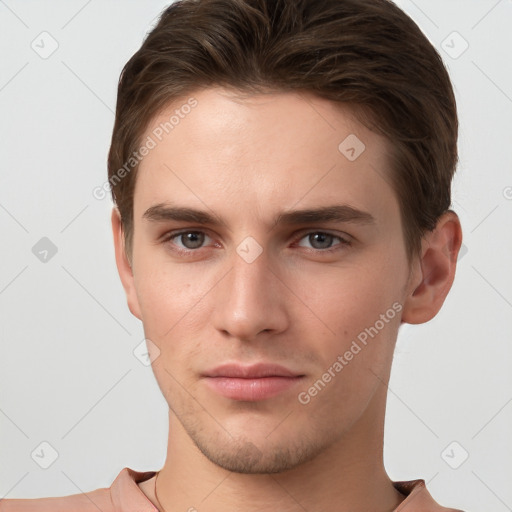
top-left (108, 0), bottom-right (458, 261)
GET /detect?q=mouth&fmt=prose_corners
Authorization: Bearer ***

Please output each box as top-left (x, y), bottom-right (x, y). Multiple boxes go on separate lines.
top-left (202, 363), bottom-right (306, 401)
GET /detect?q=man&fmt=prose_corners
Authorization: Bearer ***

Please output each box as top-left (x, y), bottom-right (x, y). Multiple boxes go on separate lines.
top-left (0, 0), bottom-right (465, 510)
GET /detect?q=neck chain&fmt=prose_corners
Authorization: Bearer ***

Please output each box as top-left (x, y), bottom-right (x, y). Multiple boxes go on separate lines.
top-left (154, 471), bottom-right (167, 512)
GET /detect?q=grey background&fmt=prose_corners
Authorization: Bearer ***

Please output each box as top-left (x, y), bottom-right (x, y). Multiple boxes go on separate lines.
top-left (0, 1), bottom-right (511, 510)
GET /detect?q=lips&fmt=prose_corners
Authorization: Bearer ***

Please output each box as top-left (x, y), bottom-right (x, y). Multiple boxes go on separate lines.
top-left (202, 363), bottom-right (305, 401)
top-left (203, 363), bottom-right (302, 379)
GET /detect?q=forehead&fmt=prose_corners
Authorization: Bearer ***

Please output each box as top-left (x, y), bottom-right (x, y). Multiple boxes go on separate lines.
top-left (145, 87), bottom-right (373, 157)
top-left (134, 87), bottom-right (398, 228)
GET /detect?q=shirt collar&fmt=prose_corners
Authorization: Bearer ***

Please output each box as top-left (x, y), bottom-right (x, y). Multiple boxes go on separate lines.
top-left (112, 468), bottom-right (453, 512)
top-left (110, 467), bottom-right (159, 512)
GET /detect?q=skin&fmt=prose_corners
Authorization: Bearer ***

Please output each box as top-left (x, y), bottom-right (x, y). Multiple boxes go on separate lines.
top-left (112, 87), bottom-right (462, 512)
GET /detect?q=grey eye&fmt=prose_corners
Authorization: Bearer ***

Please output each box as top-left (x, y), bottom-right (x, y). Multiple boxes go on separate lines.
top-left (175, 231), bottom-right (207, 249)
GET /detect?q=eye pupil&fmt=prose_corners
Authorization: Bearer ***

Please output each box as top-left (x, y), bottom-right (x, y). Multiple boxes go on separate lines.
top-left (309, 233), bottom-right (333, 249)
top-left (182, 232), bottom-right (204, 249)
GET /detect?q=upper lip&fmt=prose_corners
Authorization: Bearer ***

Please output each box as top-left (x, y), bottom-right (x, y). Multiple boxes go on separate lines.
top-left (203, 363), bottom-right (303, 378)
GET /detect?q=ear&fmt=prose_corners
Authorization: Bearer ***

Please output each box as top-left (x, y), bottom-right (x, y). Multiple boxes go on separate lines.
top-left (111, 208), bottom-right (142, 320)
top-left (401, 210), bottom-right (463, 324)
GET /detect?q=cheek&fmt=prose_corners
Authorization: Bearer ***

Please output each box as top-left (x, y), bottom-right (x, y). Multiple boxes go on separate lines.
top-left (299, 259), bottom-right (403, 338)
top-left (133, 253), bottom-right (207, 343)
top-left (133, 263), bottom-right (208, 398)
top-left (294, 257), bottom-right (403, 395)
top-left (295, 268), bottom-right (401, 421)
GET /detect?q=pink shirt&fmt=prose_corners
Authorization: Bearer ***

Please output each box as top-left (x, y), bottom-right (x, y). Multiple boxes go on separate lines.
top-left (0, 467), bottom-right (464, 511)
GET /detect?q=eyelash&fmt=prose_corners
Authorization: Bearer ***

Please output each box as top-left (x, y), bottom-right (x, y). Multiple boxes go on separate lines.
top-left (162, 229), bottom-right (352, 256)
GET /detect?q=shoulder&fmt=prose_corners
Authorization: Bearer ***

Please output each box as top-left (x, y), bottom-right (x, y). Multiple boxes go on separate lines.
top-left (394, 479), bottom-right (466, 511)
top-left (0, 487), bottom-right (113, 512)
top-left (0, 467), bottom-right (158, 512)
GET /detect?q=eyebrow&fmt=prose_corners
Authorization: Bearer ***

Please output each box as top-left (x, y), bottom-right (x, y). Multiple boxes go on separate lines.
top-left (143, 203), bottom-right (375, 228)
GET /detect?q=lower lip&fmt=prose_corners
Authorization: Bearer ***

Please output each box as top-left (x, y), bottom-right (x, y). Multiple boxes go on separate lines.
top-left (203, 376), bottom-right (304, 401)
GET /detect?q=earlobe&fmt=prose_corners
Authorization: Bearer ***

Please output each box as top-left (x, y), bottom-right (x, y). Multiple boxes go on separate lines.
top-left (111, 208), bottom-right (142, 320)
top-left (401, 211), bottom-right (463, 325)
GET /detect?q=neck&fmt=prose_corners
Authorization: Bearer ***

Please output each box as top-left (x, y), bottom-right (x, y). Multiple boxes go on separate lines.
top-left (154, 382), bottom-right (405, 512)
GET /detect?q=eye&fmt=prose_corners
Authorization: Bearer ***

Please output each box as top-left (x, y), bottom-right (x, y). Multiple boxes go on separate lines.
top-left (165, 230), bottom-right (213, 251)
top-left (295, 231), bottom-right (350, 251)
top-left (162, 229), bottom-right (351, 255)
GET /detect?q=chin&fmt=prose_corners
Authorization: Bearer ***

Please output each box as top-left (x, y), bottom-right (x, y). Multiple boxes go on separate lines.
top-left (191, 430), bottom-right (326, 474)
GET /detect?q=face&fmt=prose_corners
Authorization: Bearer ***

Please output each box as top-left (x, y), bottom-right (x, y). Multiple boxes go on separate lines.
top-left (117, 87), bottom-right (418, 474)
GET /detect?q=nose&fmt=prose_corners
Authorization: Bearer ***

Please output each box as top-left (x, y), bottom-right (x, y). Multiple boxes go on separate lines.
top-left (212, 246), bottom-right (289, 342)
